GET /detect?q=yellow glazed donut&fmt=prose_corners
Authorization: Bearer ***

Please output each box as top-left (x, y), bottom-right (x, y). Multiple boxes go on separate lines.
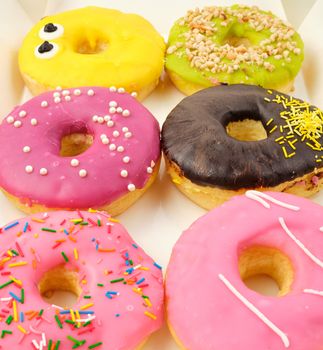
top-left (18, 7), bottom-right (166, 100)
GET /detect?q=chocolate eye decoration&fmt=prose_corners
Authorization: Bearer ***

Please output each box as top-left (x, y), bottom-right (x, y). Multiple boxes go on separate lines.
top-left (35, 41), bottom-right (59, 59)
top-left (39, 23), bottom-right (64, 40)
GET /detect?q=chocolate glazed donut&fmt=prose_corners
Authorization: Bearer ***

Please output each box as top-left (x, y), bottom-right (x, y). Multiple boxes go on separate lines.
top-left (161, 84), bottom-right (323, 209)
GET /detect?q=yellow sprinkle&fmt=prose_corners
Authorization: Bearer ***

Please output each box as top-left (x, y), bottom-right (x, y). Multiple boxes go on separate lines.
top-left (172, 178), bottom-right (181, 185)
top-left (264, 97), bottom-right (271, 102)
top-left (81, 279), bottom-right (87, 285)
top-left (139, 266), bottom-right (150, 271)
top-left (7, 250), bottom-right (13, 257)
top-left (9, 261), bottom-right (28, 268)
top-left (80, 303), bottom-right (94, 310)
top-left (0, 257), bottom-right (11, 265)
top-left (75, 310), bottom-right (81, 327)
top-left (269, 125), bottom-right (278, 134)
top-left (144, 311), bottom-right (157, 320)
top-left (9, 276), bottom-right (23, 286)
top-left (31, 218), bottom-right (45, 223)
top-left (88, 208), bottom-right (97, 213)
top-left (70, 309), bottom-right (75, 322)
top-left (275, 136), bottom-right (284, 142)
top-left (144, 298), bottom-right (152, 308)
top-left (34, 234), bottom-right (39, 238)
top-left (70, 219), bottom-right (82, 224)
top-left (109, 218), bottom-right (120, 223)
top-left (288, 152), bottom-right (296, 158)
top-left (132, 288), bottom-right (143, 295)
top-left (266, 118), bottom-right (273, 126)
top-left (282, 146), bottom-right (288, 158)
top-left (17, 325), bottom-right (27, 334)
top-left (73, 248), bottom-right (79, 261)
top-left (267, 90), bottom-right (273, 94)
top-left (288, 140), bottom-right (296, 150)
top-left (13, 300), bottom-right (18, 322)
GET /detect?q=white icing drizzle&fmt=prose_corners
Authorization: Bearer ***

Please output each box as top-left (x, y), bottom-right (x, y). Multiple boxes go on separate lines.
top-left (218, 273), bottom-right (290, 348)
top-left (245, 190), bottom-right (300, 211)
top-left (279, 217), bottom-right (323, 268)
top-left (303, 289), bottom-right (323, 296)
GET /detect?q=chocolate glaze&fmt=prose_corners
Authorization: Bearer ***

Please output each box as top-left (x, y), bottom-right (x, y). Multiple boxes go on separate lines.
top-left (161, 84), bottom-right (323, 190)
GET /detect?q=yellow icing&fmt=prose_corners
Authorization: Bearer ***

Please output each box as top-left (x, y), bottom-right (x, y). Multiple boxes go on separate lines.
top-left (19, 7), bottom-right (165, 97)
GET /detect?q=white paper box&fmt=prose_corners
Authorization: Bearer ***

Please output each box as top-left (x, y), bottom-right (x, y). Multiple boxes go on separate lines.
top-left (0, 1), bottom-right (322, 349)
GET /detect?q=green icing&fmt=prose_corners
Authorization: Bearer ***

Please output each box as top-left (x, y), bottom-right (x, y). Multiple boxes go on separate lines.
top-left (165, 5), bottom-right (304, 89)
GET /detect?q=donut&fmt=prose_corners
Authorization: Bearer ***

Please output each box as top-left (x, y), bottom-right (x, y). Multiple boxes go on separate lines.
top-left (18, 6), bottom-right (165, 100)
top-left (0, 86), bottom-right (160, 215)
top-left (161, 84), bottom-right (323, 210)
top-left (165, 5), bottom-right (304, 95)
top-left (0, 210), bottom-right (164, 349)
top-left (166, 191), bottom-right (323, 349)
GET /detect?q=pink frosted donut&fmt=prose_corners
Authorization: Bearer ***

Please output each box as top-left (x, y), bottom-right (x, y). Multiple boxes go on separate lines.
top-left (166, 191), bottom-right (323, 349)
top-left (0, 87), bottom-right (160, 215)
top-left (0, 210), bottom-right (163, 349)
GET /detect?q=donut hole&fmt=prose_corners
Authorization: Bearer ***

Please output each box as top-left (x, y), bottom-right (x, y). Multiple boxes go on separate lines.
top-left (60, 125), bottom-right (94, 157)
top-left (38, 265), bottom-right (82, 308)
top-left (223, 35), bottom-right (251, 48)
top-left (226, 119), bottom-right (267, 141)
top-left (239, 246), bottom-right (294, 297)
top-left (76, 38), bottom-right (108, 54)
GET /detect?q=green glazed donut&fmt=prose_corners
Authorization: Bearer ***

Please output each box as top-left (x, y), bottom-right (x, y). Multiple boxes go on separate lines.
top-left (166, 5), bottom-right (304, 95)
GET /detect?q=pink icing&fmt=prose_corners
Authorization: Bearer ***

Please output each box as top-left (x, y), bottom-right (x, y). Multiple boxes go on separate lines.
top-left (166, 191), bottom-right (323, 349)
top-left (0, 210), bottom-right (163, 349)
top-left (0, 87), bottom-right (160, 208)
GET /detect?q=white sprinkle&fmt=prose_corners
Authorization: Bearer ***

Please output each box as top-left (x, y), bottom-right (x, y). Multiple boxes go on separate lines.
top-left (79, 169), bottom-right (87, 177)
top-left (40, 168), bottom-right (48, 175)
top-left (25, 165), bottom-right (33, 173)
top-left (131, 92), bottom-right (138, 97)
top-left (62, 90), bottom-right (70, 96)
top-left (117, 146), bottom-right (124, 152)
top-left (97, 117), bottom-right (104, 124)
top-left (109, 144), bottom-right (116, 151)
top-left (41, 101), bottom-right (48, 108)
top-left (109, 101), bottom-right (117, 107)
top-left (122, 109), bottom-right (130, 117)
top-left (64, 96), bottom-right (71, 102)
top-left (14, 120), bottom-right (22, 128)
top-left (109, 107), bottom-right (116, 114)
top-left (19, 110), bottom-right (27, 118)
top-left (100, 134), bottom-right (107, 140)
top-left (109, 86), bottom-right (117, 92)
top-left (87, 89), bottom-right (95, 96)
top-left (56, 86), bottom-right (62, 91)
top-left (92, 115), bottom-right (98, 122)
top-left (104, 115), bottom-right (111, 122)
top-left (6, 116), bottom-right (14, 124)
top-left (122, 127), bottom-right (129, 132)
top-left (53, 91), bottom-right (60, 98)
top-left (120, 170), bottom-right (128, 178)
top-left (320, 227), bottom-right (323, 232)
top-left (107, 121), bottom-right (114, 127)
top-left (54, 97), bottom-right (61, 104)
top-left (151, 160), bottom-right (155, 168)
top-left (127, 183), bottom-right (136, 192)
top-left (125, 132), bottom-right (132, 138)
top-left (71, 159), bottom-right (79, 167)
top-left (118, 87), bottom-right (125, 93)
top-left (102, 137), bottom-right (109, 145)
top-left (23, 146), bottom-right (31, 153)
top-left (31, 118), bottom-right (38, 126)
top-left (279, 217), bottom-right (323, 268)
top-left (218, 273), bottom-right (290, 348)
top-left (123, 156), bottom-right (130, 163)
top-left (113, 131), bottom-right (120, 138)
top-left (116, 107), bottom-right (123, 113)
top-left (147, 167), bottom-right (153, 174)
top-left (304, 289), bottom-right (323, 297)
top-left (74, 89), bottom-right (81, 96)
top-left (245, 190), bottom-right (300, 211)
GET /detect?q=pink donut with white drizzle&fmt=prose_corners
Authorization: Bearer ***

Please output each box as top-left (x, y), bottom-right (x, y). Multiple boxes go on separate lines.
top-left (166, 191), bottom-right (323, 350)
top-left (0, 210), bottom-right (164, 349)
top-left (0, 87), bottom-right (160, 215)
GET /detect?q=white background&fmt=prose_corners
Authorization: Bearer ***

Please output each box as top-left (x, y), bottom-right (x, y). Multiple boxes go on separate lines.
top-left (0, 1), bottom-right (322, 349)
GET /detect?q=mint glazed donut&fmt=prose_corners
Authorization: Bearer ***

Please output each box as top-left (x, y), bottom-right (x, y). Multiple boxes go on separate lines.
top-left (165, 5), bottom-right (304, 95)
